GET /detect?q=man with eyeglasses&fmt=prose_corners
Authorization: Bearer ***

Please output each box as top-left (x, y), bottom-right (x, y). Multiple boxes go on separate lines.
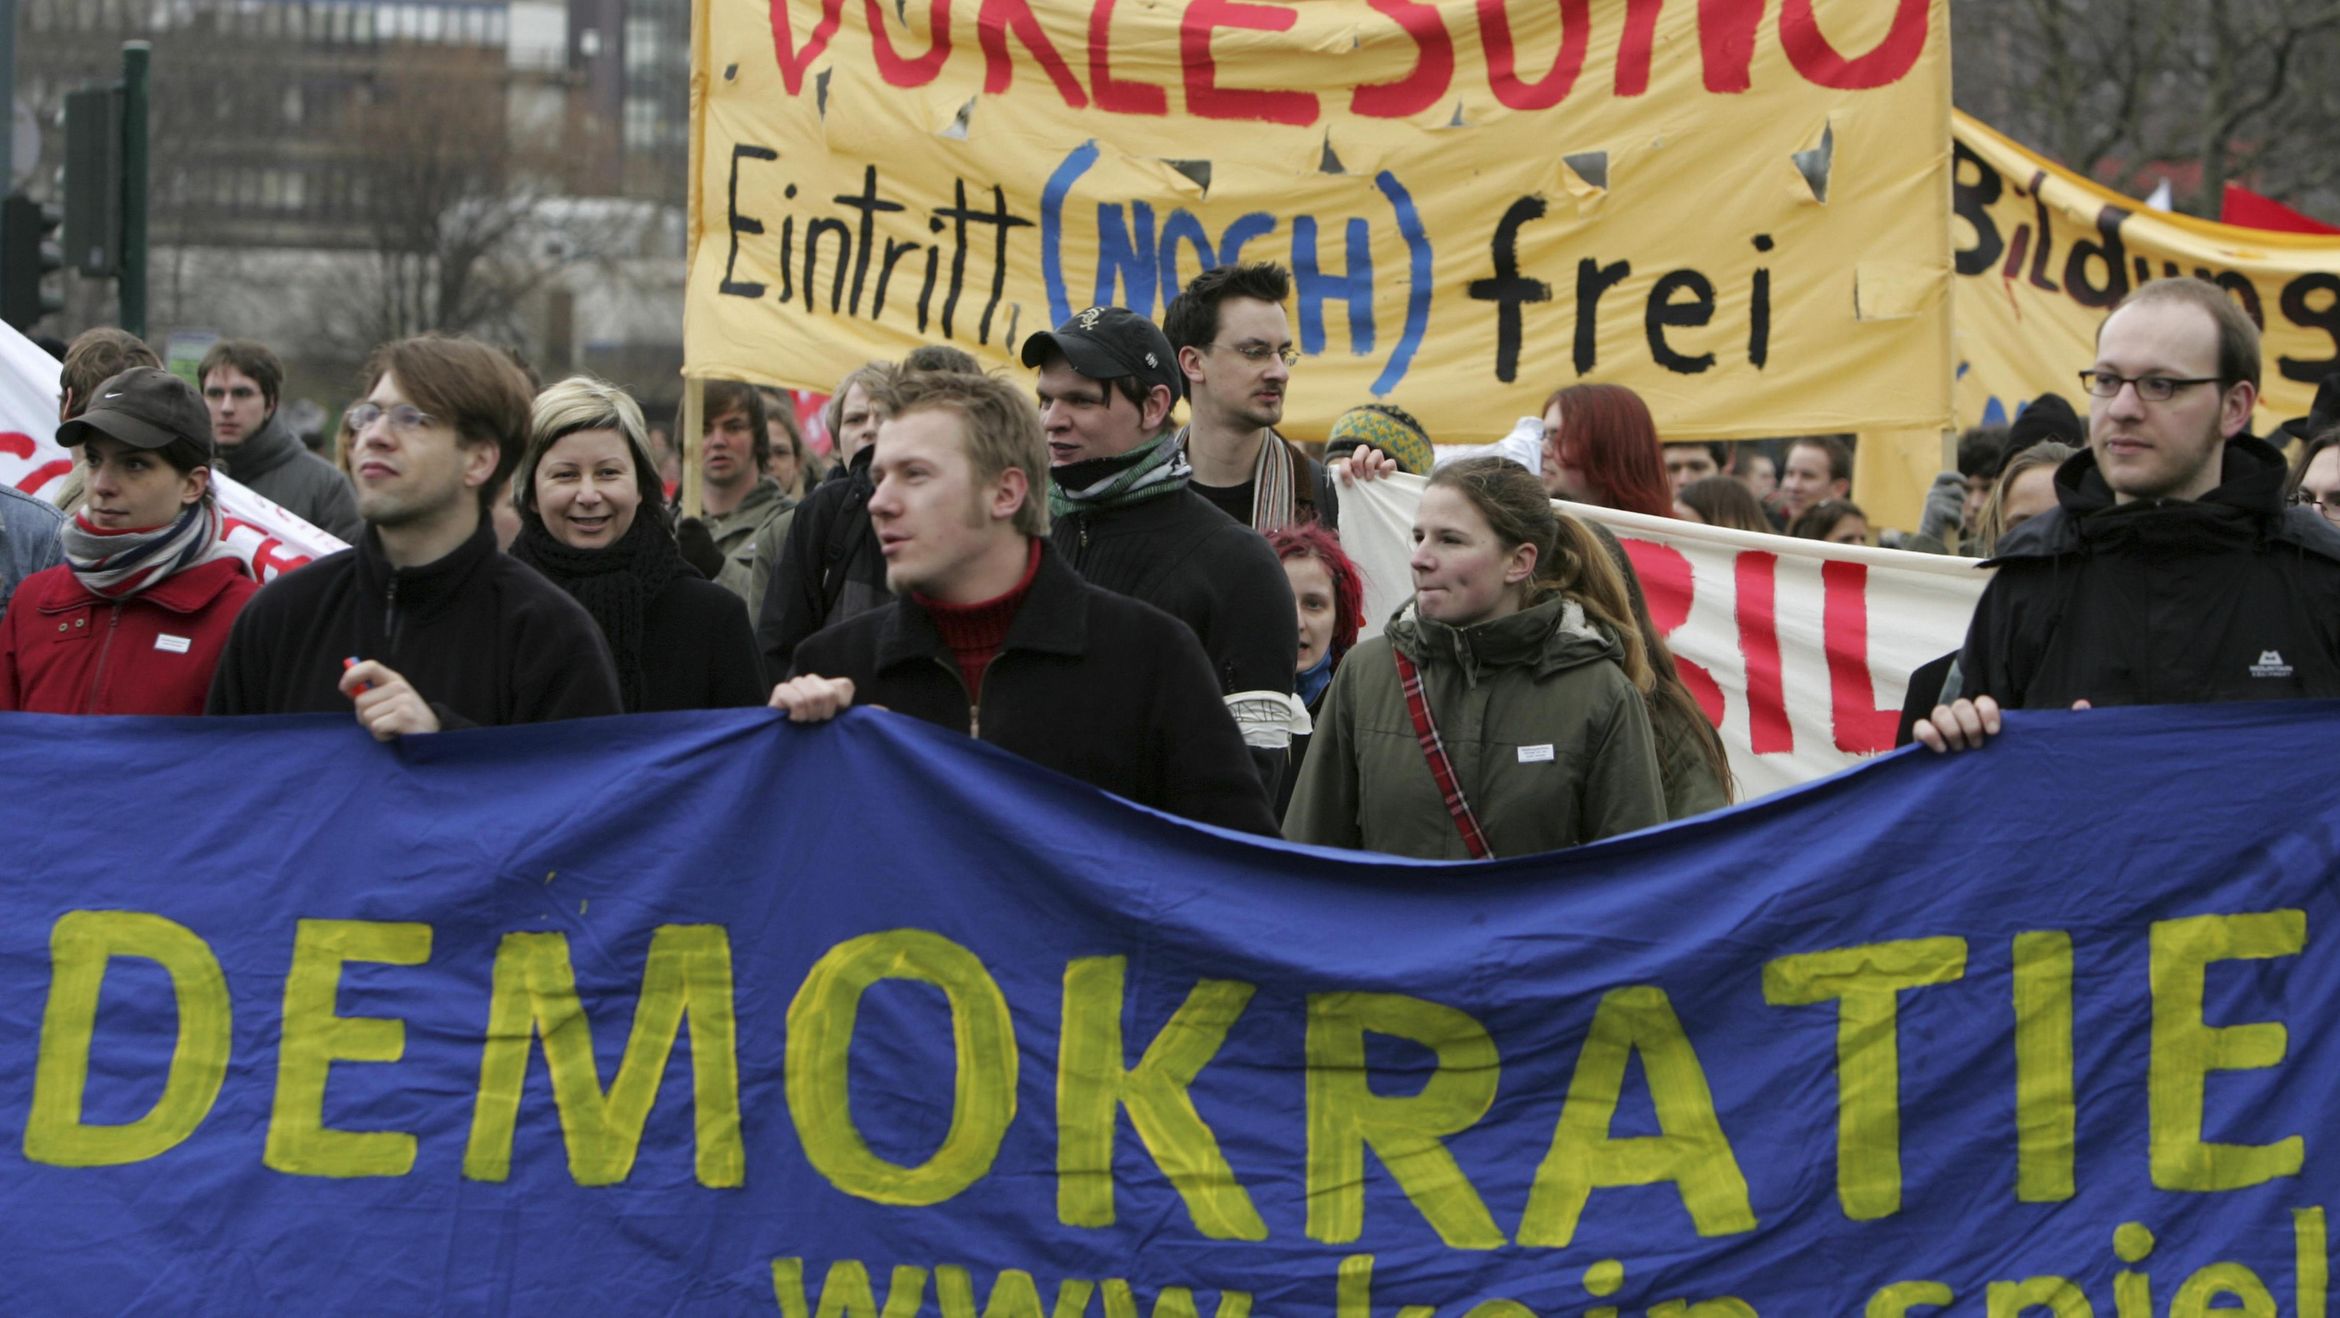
top-left (1161, 263), bottom-right (1393, 533)
top-left (1021, 306), bottom-right (1302, 789)
top-left (208, 336), bottom-right (622, 735)
top-left (1918, 276), bottom-right (2340, 751)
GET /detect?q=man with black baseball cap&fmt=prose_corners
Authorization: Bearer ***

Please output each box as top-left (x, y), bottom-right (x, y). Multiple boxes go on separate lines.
top-left (0, 367), bottom-right (258, 715)
top-left (1021, 305), bottom-right (1302, 790)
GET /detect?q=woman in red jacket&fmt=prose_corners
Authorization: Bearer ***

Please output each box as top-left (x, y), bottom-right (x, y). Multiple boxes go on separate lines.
top-left (0, 367), bottom-right (256, 715)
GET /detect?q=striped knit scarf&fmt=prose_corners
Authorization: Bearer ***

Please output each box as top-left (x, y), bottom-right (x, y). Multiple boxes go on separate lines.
top-left (1246, 429), bottom-right (1299, 532)
top-left (1048, 431), bottom-right (1191, 519)
top-left (58, 502), bottom-right (231, 601)
top-left (1173, 425), bottom-right (1301, 532)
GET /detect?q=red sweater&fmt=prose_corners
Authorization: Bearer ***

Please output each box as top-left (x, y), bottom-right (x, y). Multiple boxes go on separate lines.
top-left (0, 558), bottom-right (258, 715)
top-left (915, 540), bottom-right (1042, 698)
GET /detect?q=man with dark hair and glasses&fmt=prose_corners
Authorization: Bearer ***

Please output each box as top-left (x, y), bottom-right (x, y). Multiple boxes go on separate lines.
top-left (208, 336), bottom-right (621, 734)
top-left (1161, 263), bottom-right (1394, 532)
top-left (1919, 276), bottom-right (2340, 751)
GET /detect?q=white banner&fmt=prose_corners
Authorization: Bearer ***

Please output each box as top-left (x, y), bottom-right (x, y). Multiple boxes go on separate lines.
top-left (1341, 476), bottom-right (1993, 799)
top-left (0, 323), bottom-right (345, 580)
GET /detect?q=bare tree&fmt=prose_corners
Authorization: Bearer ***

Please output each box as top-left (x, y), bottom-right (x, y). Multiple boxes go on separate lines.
top-left (1957, 0), bottom-right (2340, 215)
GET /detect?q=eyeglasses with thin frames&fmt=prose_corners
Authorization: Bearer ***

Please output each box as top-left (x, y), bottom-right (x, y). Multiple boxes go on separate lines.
top-left (2290, 490), bottom-right (2340, 524)
top-left (345, 401), bottom-right (436, 436)
top-left (1210, 341), bottom-right (1302, 368)
top-left (2076, 370), bottom-right (2221, 403)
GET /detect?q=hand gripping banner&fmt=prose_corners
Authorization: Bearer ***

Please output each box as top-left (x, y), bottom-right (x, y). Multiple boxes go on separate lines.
top-left (0, 704), bottom-right (2333, 1311)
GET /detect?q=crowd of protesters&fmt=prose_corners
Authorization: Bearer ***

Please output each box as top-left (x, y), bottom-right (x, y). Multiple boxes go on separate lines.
top-left (2, 269), bottom-right (2337, 861)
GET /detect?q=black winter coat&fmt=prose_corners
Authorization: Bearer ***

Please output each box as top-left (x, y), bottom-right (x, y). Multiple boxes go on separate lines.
top-left (791, 544), bottom-right (1280, 836)
top-left (758, 446), bottom-right (887, 676)
top-left (1049, 487), bottom-right (1296, 698)
top-left (1959, 437), bottom-right (2340, 709)
top-left (207, 521), bottom-right (623, 726)
top-left (630, 576), bottom-right (767, 711)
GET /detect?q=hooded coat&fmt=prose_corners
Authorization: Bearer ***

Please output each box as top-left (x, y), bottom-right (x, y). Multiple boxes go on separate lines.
top-left (1284, 595), bottom-right (1667, 859)
top-left (1960, 436), bottom-right (2340, 708)
top-left (219, 413), bottom-right (362, 543)
top-left (702, 476), bottom-right (794, 606)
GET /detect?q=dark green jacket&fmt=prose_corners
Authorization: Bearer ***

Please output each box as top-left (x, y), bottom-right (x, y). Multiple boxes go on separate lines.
top-left (703, 477), bottom-right (794, 606)
top-left (1285, 595), bottom-right (1667, 859)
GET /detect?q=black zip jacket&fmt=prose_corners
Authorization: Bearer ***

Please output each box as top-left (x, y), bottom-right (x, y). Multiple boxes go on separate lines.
top-left (1959, 436), bottom-right (2340, 709)
top-left (790, 543), bottom-right (1279, 836)
top-left (206, 520), bottom-right (623, 727)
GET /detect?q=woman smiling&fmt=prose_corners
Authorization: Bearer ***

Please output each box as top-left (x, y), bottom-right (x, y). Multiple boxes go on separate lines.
top-left (509, 377), bottom-right (763, 712)
top-left (1285, 457), bottom-right (1667, 859)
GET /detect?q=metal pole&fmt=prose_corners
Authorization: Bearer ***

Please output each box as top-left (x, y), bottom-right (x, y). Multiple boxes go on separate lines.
top-left (681, 378), bottom-right (704, 519)
top-left (120, 41), bottom-right (148, 338)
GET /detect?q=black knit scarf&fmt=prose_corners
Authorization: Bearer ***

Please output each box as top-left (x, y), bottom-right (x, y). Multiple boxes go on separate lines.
top-left (511, 512), bottom-right (689, 711)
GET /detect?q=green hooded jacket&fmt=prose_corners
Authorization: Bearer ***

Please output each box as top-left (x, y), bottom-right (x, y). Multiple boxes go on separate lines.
top-left (703, 477), bottom-right (794, 605)
top-left (1284, 595), bottom-right (1668, 859)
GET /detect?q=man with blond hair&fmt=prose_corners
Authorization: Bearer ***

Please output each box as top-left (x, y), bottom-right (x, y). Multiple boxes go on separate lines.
top-left (772, 369), bottom-right (1276, 834)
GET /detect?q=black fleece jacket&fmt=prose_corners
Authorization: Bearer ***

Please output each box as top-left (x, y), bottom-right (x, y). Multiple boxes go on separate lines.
top-left (1959, 436), bottom-right (2340, 709)
top-left (207, 520), bottom-right (622, 726)
top-left (792, 543), bottom-right (1279, 835)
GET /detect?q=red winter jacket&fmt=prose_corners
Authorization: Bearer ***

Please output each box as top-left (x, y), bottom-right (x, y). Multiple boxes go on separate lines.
top-left (0, 557), bottom-right (258, 715)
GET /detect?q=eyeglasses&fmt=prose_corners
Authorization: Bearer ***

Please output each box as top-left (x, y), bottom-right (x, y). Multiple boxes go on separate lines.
top-left (2290, 491), bottom-right (2340, 523)
top-left (346, 401), bottom-right (436, 436)
top-left (1210, 341), bottom-right (1301, 368)
top-left (2076, 370), bottom-right (2221, 402)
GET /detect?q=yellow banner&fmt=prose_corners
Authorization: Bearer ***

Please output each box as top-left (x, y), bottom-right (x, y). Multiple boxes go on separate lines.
top-left (1953, 111), bottom-right (2340, 436)
top-left (685, 0), bottom-right (1952, 441)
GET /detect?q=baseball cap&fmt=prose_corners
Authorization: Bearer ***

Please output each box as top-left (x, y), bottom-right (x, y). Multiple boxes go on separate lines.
top-left (57, 366), bottom-right (214, 454)
top-left (2271, 371), bottom-right (2340, 452)
top-left (1020, 306), bottom-right (1184, 401)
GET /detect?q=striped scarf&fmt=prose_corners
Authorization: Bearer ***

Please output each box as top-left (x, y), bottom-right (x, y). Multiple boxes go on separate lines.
top-left (58, 502), bottom-right (232, 601)
top-left (1048, 431), bottom-right (1191, 519)
top-left (1173, 425), bottom-right (1302, 532)
top-left (1245, 428), bottom-right (1299, 532)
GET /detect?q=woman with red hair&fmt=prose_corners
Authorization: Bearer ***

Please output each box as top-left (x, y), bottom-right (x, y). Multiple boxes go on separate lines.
top-left (1540, 382), bottom-right (1673, 518)
top-left (1267, 522), bottom-right (1366, 818)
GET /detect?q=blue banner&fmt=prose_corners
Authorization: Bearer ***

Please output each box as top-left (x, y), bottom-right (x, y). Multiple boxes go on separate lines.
top-left (1, 703), bottom-right (2334, 1314)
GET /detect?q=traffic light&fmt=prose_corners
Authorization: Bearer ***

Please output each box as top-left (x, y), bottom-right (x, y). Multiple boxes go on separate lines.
top-left (1, 192), bottom-right (63, 332)
top-left (63, 87), bottom-right (124, 278)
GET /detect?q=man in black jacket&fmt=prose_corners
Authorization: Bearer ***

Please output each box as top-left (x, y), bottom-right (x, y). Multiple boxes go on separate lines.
top-left (208, 336), bottom-right (621, 734)
top-left (755, 361), bottom-right (894, 676)
top-left (1018, 307), bottom-right (1301, 786)
top-left (772, 370), bottom-right (1276, 835)
top-left (1919, 276), bottom-right (2340, 751)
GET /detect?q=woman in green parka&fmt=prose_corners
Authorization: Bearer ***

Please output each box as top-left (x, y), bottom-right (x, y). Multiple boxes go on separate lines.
top-left (1285, 456), bottom-right (1669, 859)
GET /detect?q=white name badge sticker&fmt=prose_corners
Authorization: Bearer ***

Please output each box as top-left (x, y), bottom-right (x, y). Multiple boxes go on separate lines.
top-left (1518, 744), bottom-right (1554, 763)
top-left (155, 634), bottom-right (192, 654)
